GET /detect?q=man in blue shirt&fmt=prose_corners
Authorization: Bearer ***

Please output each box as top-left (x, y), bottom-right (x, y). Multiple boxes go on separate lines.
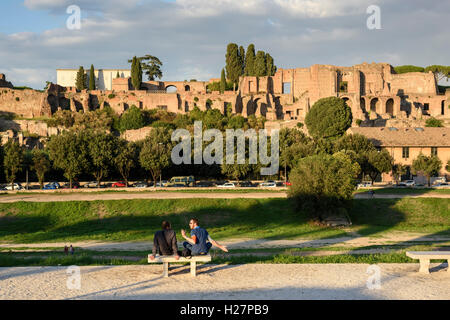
top-left (181, 218), bottom-right (228, 256)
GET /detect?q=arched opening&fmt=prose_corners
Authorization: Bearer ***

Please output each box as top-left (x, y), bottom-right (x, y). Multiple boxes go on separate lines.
top-left (442, 100), bottom-right (445, 116)
top-left (370, 98), bottom-right (379, 113)
top-left (386, 98), bottom-right (394, 115)
top-left (185, 85), bottom-right (190, 92)
top-left (166, 85), bottom-right (177, 93)
top-left (184, 101), bottom-right (189, 112)
top-left (360, 98), bottom-right (366, 113)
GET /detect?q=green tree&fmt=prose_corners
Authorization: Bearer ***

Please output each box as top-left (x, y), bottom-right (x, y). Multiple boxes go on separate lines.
top-left (129, 55), bottom-right (163, 81)
top-left (116, 71), bottom-right (120, 78)
top-left (254, 51), bottom-right (267, 77)
top-left (425, 117), bottom-right (444, 127)
top-left (139, 127), bottom-right (172, 186)
top-left (288, 153), bottom-right (359, 221)
top-left (119, 105), bottom-right (145, 132)
top-left (412, 154), bottom-right (442, 186)
top-left (225, 43), bottom-right (242, 87)
top-left (424, 65), bottom-right (450, 82)
top-left (394, 65), bottom-right (425, 74)
top-left (89, 64), bottom-right (96, 90)
top-left (446, 160), bottom-right (450, 173)
top-left (47, 131), bottom-right (90, 189)
top-left (305, 97), bottom-right (353, 140)
top-left (239, 46), bottom-right (245, 76)
top-left (366, 149), bottom-right (393, 184)
top-left (3, 140), bottom-right (24, 189)
top-left (131, 56), bottom-right (142, 90)
top-left (265, 53), bottom-right (277, 76)
top-left (279, 128), bottom-right (314, 181)
top-left (334, 133), bottom-right (377, 179)
top-left (75, 66), bottom-right (87, 91)
top-left (392, 163), bottom-right (407, 184)
top-left (220, 68), bottom-right (226, 94)
top-left (87, 131), bottom-right (117, 186)
top-left (31, 149), bottom-right (51, 189)
top-left (114, 140), bottom-right (137, 187)
top-left (244, 44), bottom-right (256, 76)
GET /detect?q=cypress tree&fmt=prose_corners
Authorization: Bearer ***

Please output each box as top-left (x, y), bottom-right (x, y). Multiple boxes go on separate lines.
top-left (75, 66), bottom-right (86, 91)
top-left (116, 71), bottom-right (120, 78)
top-left (239, 46), bottom-right (245, 76)
top-left (244, 44), bottom-right (256, 76)
top-left (89, 64), bottom-right (95, 90)
top-left (254, 51), bottom-right (267, 77)
top-left (220, 68), bottom-right (226, 94)
top-left (225, 43), bottom-right (241, 87)
top-left (131, 56), bottom-right (142, 90)
top-left (265, 54), bottom-right (277, 76)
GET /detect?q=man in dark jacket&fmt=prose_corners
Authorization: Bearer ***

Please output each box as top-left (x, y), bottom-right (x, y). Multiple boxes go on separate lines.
top-left (149, 221), bottom-right (180, 260)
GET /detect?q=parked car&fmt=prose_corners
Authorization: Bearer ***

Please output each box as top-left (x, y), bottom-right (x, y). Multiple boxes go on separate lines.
top-left (43, 182), bottom-right (60, 190)
top-left (112, 181), bottom-right (127, 188)
top-left (217, 182), bottom-right (236, 188)
top-left (154, 180), bottom-right (169, 187)
top-left (84, 181), bottom-right (104, 188)
top-left (196, 181), bottom-right (215, 188)
top-left (166, 176), bottom-right (195, 187)
top-left (61, 181), bottom-right (80, 189)
top-left (4, 183), bottom-right (24, 191)
top-left (238, 181), bottom-right (257, 188)
top-left (133, 181), bottom-right (148, 188)
top-left (398, 180), bottom-right (415, 187)
top-left (434, 182), bottom-right (450, 188)
top-left (357, 182), bottom-right (372, 189)
top-left (259, 181), bottom-right (277, 188)
top-left (283, 181), bottom-right (292, 187)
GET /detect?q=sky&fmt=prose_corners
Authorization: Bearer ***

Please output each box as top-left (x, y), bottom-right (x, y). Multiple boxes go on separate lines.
top-left (0, 0), bottom-right (448, 89)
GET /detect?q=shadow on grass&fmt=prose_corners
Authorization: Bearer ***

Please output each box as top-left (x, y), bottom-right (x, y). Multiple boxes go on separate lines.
top-left (0, 197), bottom-right (412, 246)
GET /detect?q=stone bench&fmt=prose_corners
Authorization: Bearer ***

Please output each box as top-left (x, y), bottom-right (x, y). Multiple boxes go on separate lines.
top-left (406, 251), bottom-right (450, 274)
top-left (148, 254), bottom-right (212, 277)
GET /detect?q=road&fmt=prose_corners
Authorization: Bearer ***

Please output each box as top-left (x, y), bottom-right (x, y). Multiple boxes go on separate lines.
top-left (0, 191), bottom-right (448, 203)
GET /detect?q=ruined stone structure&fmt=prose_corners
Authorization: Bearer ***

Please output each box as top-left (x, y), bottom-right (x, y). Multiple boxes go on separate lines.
top-left (0, 74), bottom-right (13, 89)
top-left (239, 62), bottom-right (449, 123)
top-left (0, 63), bottom-right (449, 128)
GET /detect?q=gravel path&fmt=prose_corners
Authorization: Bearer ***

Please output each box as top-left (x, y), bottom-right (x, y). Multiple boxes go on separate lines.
top-left (2, 233), bottom-right (449, 251)
top-left (1, 264), bottom-right (448, 300)
top-left (0, 192), bottom-right (448, 203)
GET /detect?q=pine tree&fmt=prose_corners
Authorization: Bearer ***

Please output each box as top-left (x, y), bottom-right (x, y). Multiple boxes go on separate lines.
top-left (220, 68), bottom-right (226, 94)
top-left (89, 64), bottom-right (96, 90)
top-left (244, 44), bottom-right (256, 76)
top-left (254, 51), bottom-right (267, 77)
top-left (225, 43), bottom-right (241, 87)
top-left (75, 66), bottom-right (86, 91)
top-left (265, 53), bottom-right (277, 76)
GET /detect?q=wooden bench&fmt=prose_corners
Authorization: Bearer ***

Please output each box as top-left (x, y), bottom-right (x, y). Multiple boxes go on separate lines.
top-left (406, 251), bottom-right (450, 274)
top-left (148, 254), bottom-right (212, 277)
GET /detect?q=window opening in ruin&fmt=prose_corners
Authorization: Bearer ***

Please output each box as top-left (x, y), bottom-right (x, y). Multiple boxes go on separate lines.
top-left (339, 81), bottom-right (348, 93)
top-left (283, 82), bottom-right (291, 94)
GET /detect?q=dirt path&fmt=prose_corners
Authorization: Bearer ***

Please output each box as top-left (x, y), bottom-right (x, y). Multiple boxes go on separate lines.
top-left (1, 264), bottom-right (448, 300)
top-left (1, 233), bottom-right (450, 251)
top-left (0, 192), bottom-right (449, 203)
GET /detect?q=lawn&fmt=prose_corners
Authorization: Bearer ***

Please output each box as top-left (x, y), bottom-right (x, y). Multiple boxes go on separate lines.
top-left (0, 198), bottom-right (448, 244)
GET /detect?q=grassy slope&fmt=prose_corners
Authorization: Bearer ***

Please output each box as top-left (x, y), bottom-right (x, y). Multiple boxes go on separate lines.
top-left (0, 198), bottom-right (448, 244)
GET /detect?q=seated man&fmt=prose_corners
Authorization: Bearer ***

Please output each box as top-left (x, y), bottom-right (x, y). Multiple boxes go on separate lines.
top-left (181, 218), bottom-right (228, 256)
top-left (149, 221), bottom-right (180, 260)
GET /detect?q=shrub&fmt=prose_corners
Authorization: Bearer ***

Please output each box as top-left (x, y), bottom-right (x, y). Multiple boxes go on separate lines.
top-left (108, 93), bottom-right (116, 99)
top-left (356, 119), bottom-right (362, 126)
top-left (296, 122), bottom-right (304, 129)
top-left (15, 97), bottom-right (20, 102)
top-left (119, 105), bottom-right (144, 132)
top-left (425, 117), bottom-right (443, 127)
top-left (288, 153), bottom-right (359, 221)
